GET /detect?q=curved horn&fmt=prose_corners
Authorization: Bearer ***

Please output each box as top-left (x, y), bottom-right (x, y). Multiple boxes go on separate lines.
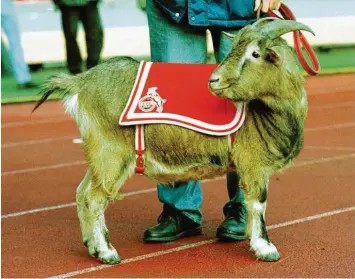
top-left (259, 20), bottom-right (315, 39)
top-left (222, 31), bottom-right (236, 40)
top-left (252, 17), bottom-right (280, 28)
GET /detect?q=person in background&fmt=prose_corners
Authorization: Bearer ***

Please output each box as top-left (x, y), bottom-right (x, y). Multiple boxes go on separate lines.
top-left (53, 0), bottom-right (104, 75)
top-left (1, 0), bottom-right (38, 89)
top-left (143, 0), bottom-right (281, 243)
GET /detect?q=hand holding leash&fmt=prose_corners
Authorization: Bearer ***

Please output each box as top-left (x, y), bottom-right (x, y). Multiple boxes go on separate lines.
top-left (254, 0), bottom-right (281, 13)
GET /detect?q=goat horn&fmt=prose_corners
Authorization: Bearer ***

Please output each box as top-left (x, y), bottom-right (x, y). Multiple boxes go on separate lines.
top-left (252, 17), bottom-right (280, 28)
top-left (222, 31), bottom-right (236, 39)
top-left (259, 20), bottom-right (315, 39)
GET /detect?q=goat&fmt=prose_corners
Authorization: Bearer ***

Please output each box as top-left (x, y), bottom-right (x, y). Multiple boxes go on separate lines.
top-left (33, 18), bottom-right (314, 264)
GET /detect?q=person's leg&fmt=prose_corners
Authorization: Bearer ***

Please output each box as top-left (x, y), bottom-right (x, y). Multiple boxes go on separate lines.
top-left (147, 0), bottom-right (207, 63)
top-left (59, 5), bottom-right (82, 74)
top-left (144, 0), bottom-right (207, 242)
top-left (1, 38), bottom-right (12, 74)
top-left (157, 181), bottom-right (203, 224)
top-left (216, 172), bottom-right (247, 240)
top-left (144, 181), bottom-right (203, 242)
top-left (1, 1), bottom-right (32, 84)
top-left (80, 1), bottom-right (103, 70)
top-left (210, 28), bottom-right (247, 241)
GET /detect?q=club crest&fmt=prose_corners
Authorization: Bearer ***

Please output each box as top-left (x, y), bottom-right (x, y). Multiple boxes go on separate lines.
top-left (138, 87), bottom-right (166, 113)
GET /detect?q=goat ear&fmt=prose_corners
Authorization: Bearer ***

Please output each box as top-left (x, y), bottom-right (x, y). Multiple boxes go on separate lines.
top-left (222, 31), bottom-right (236, 41)
top-left (265, 47), bottom-right (280, 64)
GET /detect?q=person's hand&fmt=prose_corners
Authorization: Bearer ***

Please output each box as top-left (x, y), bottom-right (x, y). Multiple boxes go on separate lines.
top-left (254, 0), bottom-right (281, 13)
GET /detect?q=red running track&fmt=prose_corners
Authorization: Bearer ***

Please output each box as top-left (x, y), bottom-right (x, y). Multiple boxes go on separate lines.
top-left (2, 73), bottom-right (355, 278)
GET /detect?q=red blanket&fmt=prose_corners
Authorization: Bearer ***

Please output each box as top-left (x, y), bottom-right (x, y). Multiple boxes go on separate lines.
top-left (119, 61), bottom-right (245, 136)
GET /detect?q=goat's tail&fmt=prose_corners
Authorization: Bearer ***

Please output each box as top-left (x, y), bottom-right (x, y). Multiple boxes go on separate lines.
top-left (32, 73), bottom-right (78, 113)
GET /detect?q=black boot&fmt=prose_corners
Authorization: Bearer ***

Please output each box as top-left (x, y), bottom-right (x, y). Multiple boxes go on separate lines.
top-left (216, 202), bottom-right (247, 241)
top-left (144, 206), bottom-right (202, 242)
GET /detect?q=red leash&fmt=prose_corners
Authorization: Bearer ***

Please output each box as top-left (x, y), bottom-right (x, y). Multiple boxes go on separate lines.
top-left (267, 3), bottom-right (320, 75)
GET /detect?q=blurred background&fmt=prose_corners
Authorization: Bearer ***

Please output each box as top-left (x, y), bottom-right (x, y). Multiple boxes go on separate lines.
top-left (1, 0), bottom-right (355, 103)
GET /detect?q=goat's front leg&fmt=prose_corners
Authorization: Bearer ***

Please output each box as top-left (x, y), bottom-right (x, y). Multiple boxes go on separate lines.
top-left (242, 174), bottom-right (280, 261)
top-left (76, 170), bottom-right (121, 264)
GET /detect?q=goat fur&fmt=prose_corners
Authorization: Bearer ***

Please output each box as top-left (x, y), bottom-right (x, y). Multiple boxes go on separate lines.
top-left (34, 20), bottom-right (311, 264)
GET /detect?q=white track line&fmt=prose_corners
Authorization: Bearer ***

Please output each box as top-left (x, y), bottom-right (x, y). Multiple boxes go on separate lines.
top-left (305, 146), bottom-right (355, 151)
top-left (1, 203), bottom-right (76, 219)
top-left (293, 153), bottom-right (355, 167)
top-left (305, 122), bottom-right (355, 132)
top-left (1, 136), bottom-right (78, 148)
top-left (2, 152), bottom-right (355, 219)
top-left (1, 188), bottom-right (157, 219)
top-left (4, 118), bottom-right (354, 149)
top-left (49, 205), bottom-right (355, 278)
top-left (1, 119), bottom-right (354, 147)
top-left (3, 151), bottom-right (355, 178)
top-left (2, 111), bottom-right (354, 174)
top-left (309, 101), bottom-right (355, 110)
top-left (1, 118), bottom-right (70, 128)
top-left (1, 100), bottom-right (353, 129)
top-left (51, 239), bottom-right (216, 279)
top-left (266, 206), bottom-right (355, 230)
top-left (1, 161), bottom-right (86, 176)
top-left (308, 89), bottom-right (355, 96)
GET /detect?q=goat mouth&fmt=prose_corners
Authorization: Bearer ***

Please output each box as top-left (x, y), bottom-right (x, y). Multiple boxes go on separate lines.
top-left (209, 84), bottom-right (232, 95)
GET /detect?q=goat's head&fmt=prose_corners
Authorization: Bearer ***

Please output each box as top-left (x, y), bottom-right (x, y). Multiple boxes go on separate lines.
top-left (209, 19), bottom-right (315, 103)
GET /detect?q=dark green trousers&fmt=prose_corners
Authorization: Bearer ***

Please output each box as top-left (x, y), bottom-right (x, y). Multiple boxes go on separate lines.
top-left (59, 2), bottom-right (103, 74)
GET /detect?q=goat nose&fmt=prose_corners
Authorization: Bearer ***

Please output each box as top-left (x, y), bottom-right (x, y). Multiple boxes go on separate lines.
top-left (209, 75), bottom-right (220, 83)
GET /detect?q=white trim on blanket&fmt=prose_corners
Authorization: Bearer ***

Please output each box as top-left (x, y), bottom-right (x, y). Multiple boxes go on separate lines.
top-left (135, 125), bottom-right (145, 152)
top-left (119, 61), bottom-right (245, 136)
top-left (122, 110), bottom-right (245, 136)
top-left (119, 61), bottom-right (146, 125)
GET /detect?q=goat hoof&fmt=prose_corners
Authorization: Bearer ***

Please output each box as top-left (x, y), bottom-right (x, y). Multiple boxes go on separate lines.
top-left (85, 246), bottom-right (99, 258)
top-left (98, 249), bottom-right (121, 265)
top-left (257, 250), bottom-right (280, 262)
top-left (251, 239), bottom-right (280, 262)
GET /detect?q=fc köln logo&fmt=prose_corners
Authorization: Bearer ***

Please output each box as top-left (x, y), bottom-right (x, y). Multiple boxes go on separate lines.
top-left (138, 87), bottom-right (166, 113)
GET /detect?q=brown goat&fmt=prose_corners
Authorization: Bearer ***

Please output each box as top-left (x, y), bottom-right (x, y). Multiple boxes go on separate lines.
top-left (34, 19), bottom-right (314, 264)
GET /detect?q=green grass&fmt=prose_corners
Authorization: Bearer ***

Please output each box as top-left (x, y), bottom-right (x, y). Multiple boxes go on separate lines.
top-left (2, 47), bottom-right (355, 105)
top-left (1, 67), bottom-right (66, 104)
top-left (298, 47), bottom-right (355, 72)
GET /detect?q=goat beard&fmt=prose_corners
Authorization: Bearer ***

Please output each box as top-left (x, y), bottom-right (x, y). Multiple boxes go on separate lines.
top-left (217, 87), bottom-right (246, 103)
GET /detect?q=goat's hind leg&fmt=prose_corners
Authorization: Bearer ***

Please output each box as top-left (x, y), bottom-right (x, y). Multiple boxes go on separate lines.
top-left (242, 174), bottom-right (280, 261)
top-left (76, 170), bottom-right (121, 264)
top-left (76, 171), bottom-right (92, 245)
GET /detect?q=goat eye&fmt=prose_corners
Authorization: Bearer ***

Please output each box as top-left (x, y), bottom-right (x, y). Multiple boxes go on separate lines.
top-left (252, 51), bottom-right (260, 58)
